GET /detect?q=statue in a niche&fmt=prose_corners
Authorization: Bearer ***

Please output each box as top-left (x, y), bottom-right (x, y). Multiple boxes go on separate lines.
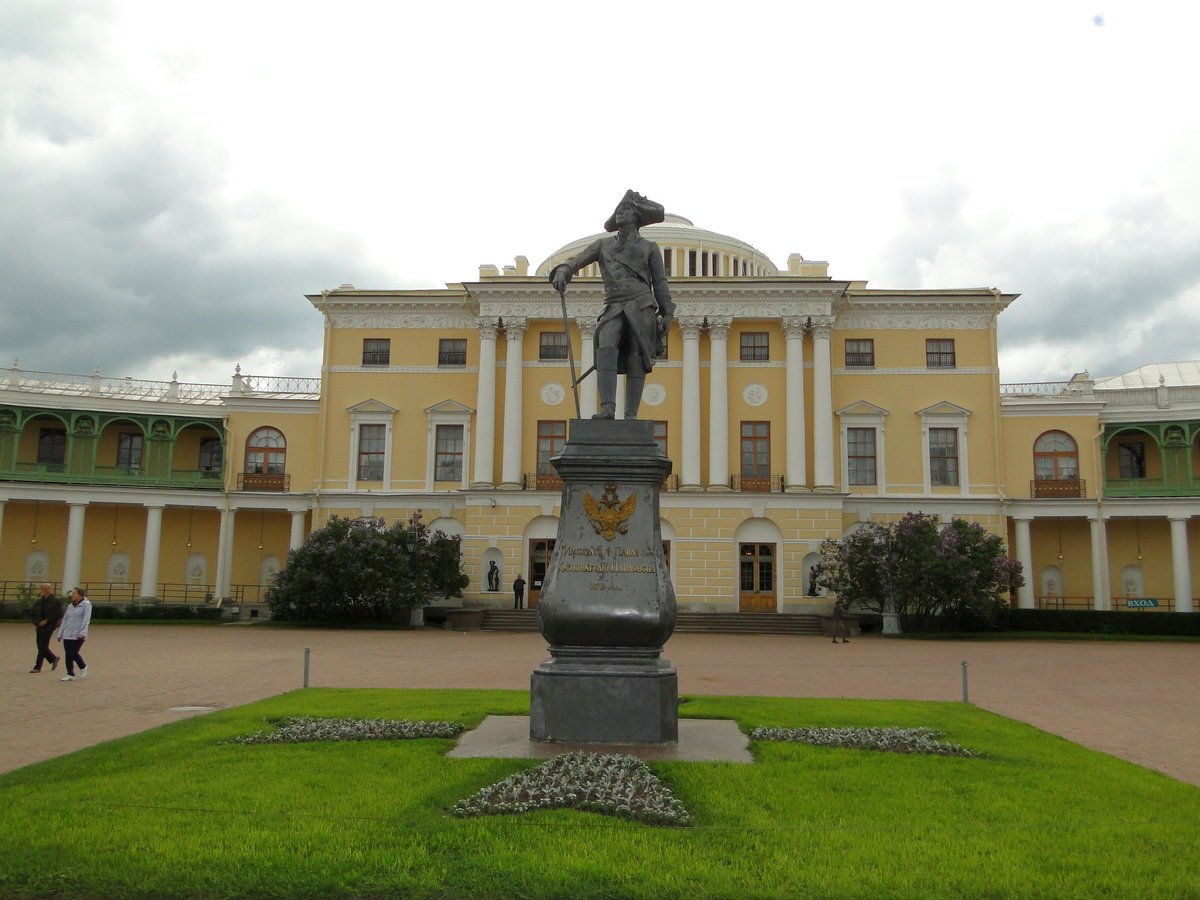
top-left (487, 560), bottom-right (500, 592)
top-left (549, 190), bottom-right (675, 420)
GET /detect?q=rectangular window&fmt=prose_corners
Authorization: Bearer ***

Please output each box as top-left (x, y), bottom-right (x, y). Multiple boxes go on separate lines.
top-left (740, 421), bottom-right (771, 477)
top-left (540, 422), bottom-right (566, 480)
top-left (701, 252), bottom-right (709, 276)
top-left (740, 332), bottom-right (769, 361)
top-left (357, 424), bottom-right (385, 481)
top-left (538, 332), bottom-right (569, 361)
top-left (847, 427), bottom-right (877, 485)
top-left (37, 428), bottom-right (66, 466)
top-left (926, 339), bottom-right (956, 368)
top-left (845, 339), bottom-right (875, 368)
top-left (437, 338), bottom-right (467, 366)
top-left (537, 420), bottom-right (567, 475)
top-left (1118, 443), bottom-right (1146, 479)
top-left (362, 338), bottom-right (391, 366)
top-left (688, 250), bottom-right (697, 276)
top-left (199, 437), bottom-right (223, 472)
top-left (653, 421), bottom-right (668, 457)
top-left (117, 433), bottom-right (144, 470)
top-left (929, 427), bottom-right (959, 486)
top-left (434, 424), bottom-right (464, 482)
top-left (662, 248), bottom-right (672, 276)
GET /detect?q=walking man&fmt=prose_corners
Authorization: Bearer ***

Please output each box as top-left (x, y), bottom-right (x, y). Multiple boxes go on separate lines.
top-left (832, 598), bottom-right (849, 644)
top-left (549, 190), bottom-right (674, 420)
top-left (29, 583), bottom-right (62, 673)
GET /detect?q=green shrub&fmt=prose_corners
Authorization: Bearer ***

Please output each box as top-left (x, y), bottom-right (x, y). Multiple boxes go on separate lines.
top-left (999, 608), bottom-right (1200, 636)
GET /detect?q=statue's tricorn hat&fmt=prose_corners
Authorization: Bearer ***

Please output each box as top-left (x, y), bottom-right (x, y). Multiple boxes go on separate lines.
top-left (604, 189), bottom-right (666, 232)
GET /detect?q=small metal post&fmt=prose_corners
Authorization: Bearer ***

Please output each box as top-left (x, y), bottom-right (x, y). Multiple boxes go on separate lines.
top-left (961, 660), bottom-right (969, 703)
top-left (303, 647), bottom-right (311, 689)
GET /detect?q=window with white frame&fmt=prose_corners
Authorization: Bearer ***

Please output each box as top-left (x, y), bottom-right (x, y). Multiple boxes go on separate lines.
top-left (434, 424), bottom-right (464, 481)
top-left (847, 427), bottom-right (877, 485)
top-left (837, 402), bottom-right (888, 492)
top-left (357, 424), bottom-right (385, 481)
top-left (929, 427), bottom-right (959, 486)
top-left (346, 400), bottom-right (397, 489)
top-left (919, 402), bottom-right (970, 494)
top-left (423, 399), bottom-right (473, 489)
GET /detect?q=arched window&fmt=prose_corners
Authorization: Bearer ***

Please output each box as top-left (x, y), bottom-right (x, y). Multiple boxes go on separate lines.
top-left (1034, 431), bottom-right (1078, 480)
top-left (246, 427), bottom-right (286, 475)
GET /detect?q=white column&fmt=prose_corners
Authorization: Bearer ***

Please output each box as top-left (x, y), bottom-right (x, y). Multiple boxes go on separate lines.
top-left (783, 318), bottom-right (808, 491)
top-left (1169, 516), bottom-right (1194, 613)
top-left (289, 510), bottom-right (307, 550)
top-left (812, 319), bottom-right (836, 491)
top-left (615, 374), bottom-right (627, 421)
top-left (63, 502), bottom-right (87, 590)
top-left (216, 507), bottom-right (235, 599)
top-left (499, 321), bottom-right (526, 489)
top-left (1014, 517), bottom-right (1035, 609)
top-left (139, 505), bottom-right (164, 599)
top-left (707, 318), bottom-right (731, 490)
top-left (577, 320), bottom-right (597, 420)
top-left (471, 319), bottom-right (498, 488)
top-left (680, 318), bottom-right (703, 489)
top-left (1089, 516), bottom-right (1110, 611)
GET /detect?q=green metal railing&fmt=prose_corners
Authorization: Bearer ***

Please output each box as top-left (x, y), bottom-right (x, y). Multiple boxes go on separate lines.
top-left (1, 464), bottom-right (224, 490)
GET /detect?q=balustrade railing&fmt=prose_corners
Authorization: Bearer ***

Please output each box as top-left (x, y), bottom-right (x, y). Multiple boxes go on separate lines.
top-left (731, 473), bottom-right (784, 492)
top-left (1031, 478), bottom-right (1085, 498)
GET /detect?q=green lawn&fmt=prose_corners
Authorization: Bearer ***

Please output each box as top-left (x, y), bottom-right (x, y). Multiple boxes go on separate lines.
top-left (1, 689), bottom-right (1196, 898)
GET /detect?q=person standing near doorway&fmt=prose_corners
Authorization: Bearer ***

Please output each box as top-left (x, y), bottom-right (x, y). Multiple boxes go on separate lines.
top-left (29, 583), bottom-right (62, 673)
top-left (58, 588), bottom-right (92, 681)
top-left (832, 598), bottom-right (849, 644)
top-left (513, 574), bottom-right (526, 610)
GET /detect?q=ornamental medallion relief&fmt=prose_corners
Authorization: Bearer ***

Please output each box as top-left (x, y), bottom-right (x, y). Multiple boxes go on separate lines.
top-left (742, 384), bottom-right (768, 406)
top-left (541, 383), bottom-right (566, 406)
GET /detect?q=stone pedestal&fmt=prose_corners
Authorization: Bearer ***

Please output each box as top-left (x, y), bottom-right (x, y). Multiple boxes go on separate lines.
top-left (530, 419), bottom-right (678, 744)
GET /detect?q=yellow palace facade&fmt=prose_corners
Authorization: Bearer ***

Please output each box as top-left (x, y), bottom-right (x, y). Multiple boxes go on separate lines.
top-left (1, 214), bottom-right (1197, 616)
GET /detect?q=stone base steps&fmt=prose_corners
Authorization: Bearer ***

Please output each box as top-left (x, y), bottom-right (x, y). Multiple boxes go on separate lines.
top-left (479, 610), bottom-right (539, 631)
top-left (479, 609), bottom-right (824, 636)
top-left (675, 612), bottom-right (825, 635)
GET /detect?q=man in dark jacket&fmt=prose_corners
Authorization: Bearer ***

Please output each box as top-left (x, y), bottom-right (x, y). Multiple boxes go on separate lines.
top-left (30, 583), bottom-right (63, 673)
top-left (549, 190), bottom-right (675, 420)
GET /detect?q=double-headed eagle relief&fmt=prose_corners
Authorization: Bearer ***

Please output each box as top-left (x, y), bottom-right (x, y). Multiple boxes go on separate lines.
top-left (582, 483), bottom-right (637, 541)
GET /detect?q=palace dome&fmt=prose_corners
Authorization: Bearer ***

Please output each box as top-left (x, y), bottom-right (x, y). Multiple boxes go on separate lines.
top-left (534, 213), bottom-right (781, 279)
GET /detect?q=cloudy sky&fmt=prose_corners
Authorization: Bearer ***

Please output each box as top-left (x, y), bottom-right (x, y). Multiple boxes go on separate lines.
top-left (3, 0), bottom-right (1198, 387)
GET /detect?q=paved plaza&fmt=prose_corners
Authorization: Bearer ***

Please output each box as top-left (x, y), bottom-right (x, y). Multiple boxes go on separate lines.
top-left (2, 622), bottom-right (1197, 786)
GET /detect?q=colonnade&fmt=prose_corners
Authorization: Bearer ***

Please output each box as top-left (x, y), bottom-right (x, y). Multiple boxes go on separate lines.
top-left (1012, 514), bottom-right (1194, 613)
top-left (0, 499), bottom-right (308, 600)
top-left (470, 316), bottom-right (838, 492)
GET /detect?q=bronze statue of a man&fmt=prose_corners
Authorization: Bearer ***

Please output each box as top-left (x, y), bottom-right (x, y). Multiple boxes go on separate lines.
top-left (550, 190), bottom-right (675, 420)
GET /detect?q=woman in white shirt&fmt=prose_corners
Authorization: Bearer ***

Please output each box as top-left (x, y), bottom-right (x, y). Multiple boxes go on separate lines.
top-left (58, 587), bottom-right (92, 681)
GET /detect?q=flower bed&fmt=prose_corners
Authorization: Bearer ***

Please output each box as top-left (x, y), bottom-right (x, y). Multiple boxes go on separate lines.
top-left (451, 752), bottom-right (692, 826)
top-left (228, 717), bottom-right (464, 744)
top-left (750, 726), bottom-right (979, 757)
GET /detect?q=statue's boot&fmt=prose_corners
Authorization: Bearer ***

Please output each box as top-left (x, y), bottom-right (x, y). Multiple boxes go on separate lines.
top-left (624, 374), bottom-right (645, 419)
top-left (592, 348), bottom-right (618, 419)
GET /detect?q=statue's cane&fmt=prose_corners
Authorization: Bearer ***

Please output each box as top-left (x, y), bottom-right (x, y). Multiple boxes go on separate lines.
top-left (556, 285), bottom-right (582, 419)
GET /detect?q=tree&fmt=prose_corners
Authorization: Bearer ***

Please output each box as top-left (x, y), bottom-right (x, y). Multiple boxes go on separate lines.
top-left (266, 512), bottom-right (469, 624)
top-left (816, 512), bottom-right (1023, 633)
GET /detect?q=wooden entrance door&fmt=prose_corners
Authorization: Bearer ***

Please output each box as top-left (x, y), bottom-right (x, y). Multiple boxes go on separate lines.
top-left (527, 539), bottom-right (555, 609)
top-left (739, 542), bottom-right (776, 612)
